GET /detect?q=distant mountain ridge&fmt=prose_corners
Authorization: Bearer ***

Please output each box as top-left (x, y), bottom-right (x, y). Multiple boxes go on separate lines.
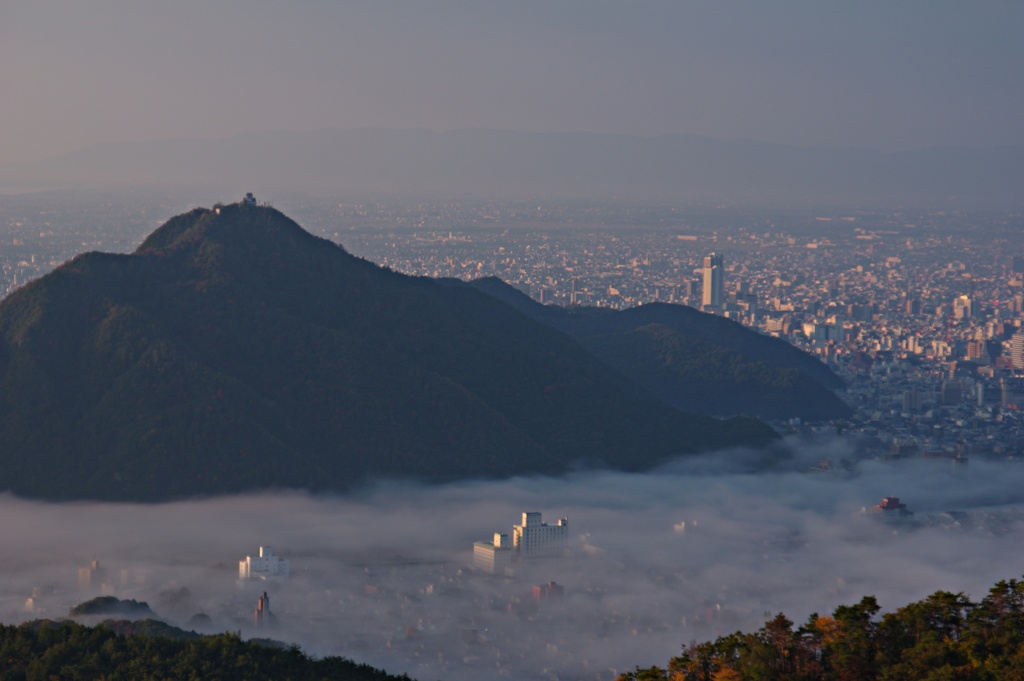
top-left (3, 128), bottom-right (1021, 206)
top-left (0, 202), bottom-right (775, 501)
top-left (468, 277), bottom-right (850, 421)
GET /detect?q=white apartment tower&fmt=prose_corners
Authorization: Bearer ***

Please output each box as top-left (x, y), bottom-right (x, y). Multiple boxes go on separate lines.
top-left (702, 252), bottom-right (724, 308)
top-left (513, 512), bottom-right (569, 558)
top-left (473, 512), bottom-right (569, 573)
top-left (239, 546), bottom-right (290, 580)
top-left (1011, 332), bottom-right (1024, 371)
top-left (473, 533), bottom-right (514, 575)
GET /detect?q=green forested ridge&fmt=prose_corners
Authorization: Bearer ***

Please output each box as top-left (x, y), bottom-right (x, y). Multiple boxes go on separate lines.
top-left (619, 577), bottom-right (1024, 681)
top-left (0, 619), bottom-right (410, 680)
top-left (467, 277), bottom-right (850, 421)
top-left (0, 202), bottom-right (776, 501)
top-left (584, 322), bottom-right (848, 421)
top-left (69, 597), bottom-right (157, 620)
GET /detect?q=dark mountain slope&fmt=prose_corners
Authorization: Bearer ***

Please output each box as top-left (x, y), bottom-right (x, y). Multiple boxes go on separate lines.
top-left (0, 202), bottom-right (774, 501)
top-left (468, 277), bottom-right (850, 420)
top-left (2, 620), bottom-right (408, 680)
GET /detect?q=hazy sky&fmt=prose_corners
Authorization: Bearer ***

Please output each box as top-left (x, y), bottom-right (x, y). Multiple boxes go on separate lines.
top-left (2, 1), bottom-right (1021, 165)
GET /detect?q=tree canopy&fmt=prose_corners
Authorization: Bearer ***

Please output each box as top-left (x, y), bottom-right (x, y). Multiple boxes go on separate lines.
top-left (619, 577), bottom-right (1024, 681)
top-left (0, 619), bottom-right (412, 681)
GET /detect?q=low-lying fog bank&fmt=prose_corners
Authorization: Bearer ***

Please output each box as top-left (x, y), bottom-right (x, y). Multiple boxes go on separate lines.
top-left (3, 438), bottom-right (1023, 681)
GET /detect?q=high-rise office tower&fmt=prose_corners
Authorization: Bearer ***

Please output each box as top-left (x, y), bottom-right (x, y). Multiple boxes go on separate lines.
top-left (953, 295), bottom-right (972, 320)
top-left (1011, 332), bottom-right (1024, 371)
top-left (702, 252), bottom-right (724, 308)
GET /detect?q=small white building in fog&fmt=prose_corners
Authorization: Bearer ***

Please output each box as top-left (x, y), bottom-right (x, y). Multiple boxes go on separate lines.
top-left (239, 546), bottom-right (290, 580)
top-left (473, 533), bottom-right (513, 574)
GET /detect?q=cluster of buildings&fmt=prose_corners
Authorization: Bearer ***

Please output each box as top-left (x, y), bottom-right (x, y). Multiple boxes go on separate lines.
top-left (473, 512), bottom-right (569, 575)
top-left (0, 192), bottom-right (161, 299)
top-left (868, 497), bottom-right (915, 524)
top-left (328, 204), bottom-right (1024, 459)
top-left (24, 547), bottom-right (289, 627)
top-left (861, 496), bottom-right (1024, 534)
top-left (239, 546), bottom-right (286, 630)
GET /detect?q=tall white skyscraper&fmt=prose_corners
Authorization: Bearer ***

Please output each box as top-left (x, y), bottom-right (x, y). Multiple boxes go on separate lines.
top-left (702, 252), bottom-right (724, 308)
top-left (1011, 332), bottom-right (1024, 370)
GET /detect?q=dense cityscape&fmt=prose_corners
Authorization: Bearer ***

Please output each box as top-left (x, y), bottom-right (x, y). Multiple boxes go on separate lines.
top-left (300, 198), bottom-right (1024, 462)
top-left (4, 193), bottom-right (1024, 464)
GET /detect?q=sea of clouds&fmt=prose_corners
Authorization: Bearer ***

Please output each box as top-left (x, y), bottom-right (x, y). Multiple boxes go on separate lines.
top-left (3, 437), bottom-right (1024, 681)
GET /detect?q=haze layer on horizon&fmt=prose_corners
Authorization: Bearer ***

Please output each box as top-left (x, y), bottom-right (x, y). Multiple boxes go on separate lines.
top-left (2, 0), bottom-right (1021, 166)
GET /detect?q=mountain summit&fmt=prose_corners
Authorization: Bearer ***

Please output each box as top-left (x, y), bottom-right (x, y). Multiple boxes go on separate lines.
top-left (0, 200), bottom-right (775, 501)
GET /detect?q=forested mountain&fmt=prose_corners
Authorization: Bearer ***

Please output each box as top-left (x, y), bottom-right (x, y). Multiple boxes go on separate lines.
top-left (69, 597), bottom-right (158, 620)
top-left (468, 277), bottom-right (850, 421)
top-left (0, 201), bottom-right (774, 501)
top-left (620, 577), bottom-right (1024, 681)
top-left (0, 619), bottom-right (410, 680)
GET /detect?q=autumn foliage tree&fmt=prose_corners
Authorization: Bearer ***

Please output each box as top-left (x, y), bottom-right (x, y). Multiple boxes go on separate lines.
top-left (618, 578), bottom-right (1024, 681)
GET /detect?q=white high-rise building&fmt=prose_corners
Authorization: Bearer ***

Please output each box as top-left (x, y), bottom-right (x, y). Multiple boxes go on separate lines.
top-left (953, 295), bottom-right (972, 320)
top-left (239, 546), bottom-right (290, 580)
top-left (513, 512), bottom-right (569, 558)
top-left (473, 512), bottom-right (569, 573)
top-left (702, 253), bottom-right (724, 309)
top-left (473, 533), bottom-right (514, 574)
top-left (1011, 332), bottom-right (1024, 370)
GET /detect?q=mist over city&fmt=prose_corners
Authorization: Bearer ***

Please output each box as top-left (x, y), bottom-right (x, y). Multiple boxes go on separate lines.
top-left (3, 441), bottom-right (1024, 681)
top-left (0, 185), bottom-right (1023, 678)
